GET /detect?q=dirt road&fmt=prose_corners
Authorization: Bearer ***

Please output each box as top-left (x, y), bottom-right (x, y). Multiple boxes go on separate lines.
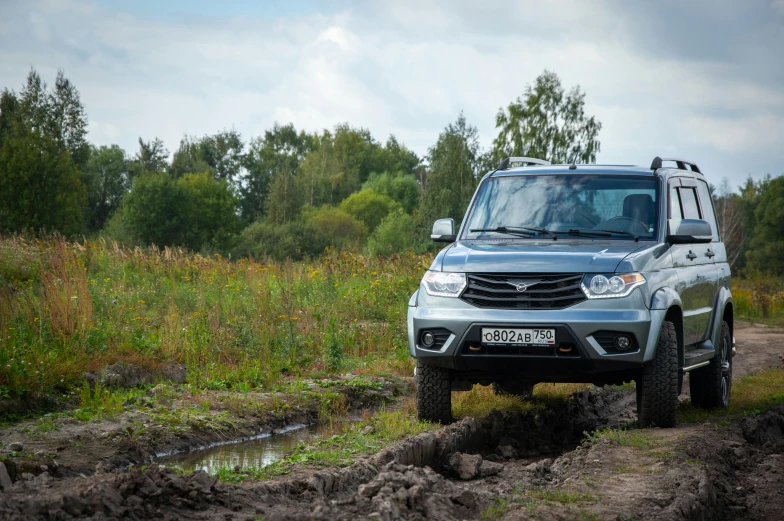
top-left (0, 323), bottom-right (782, 520)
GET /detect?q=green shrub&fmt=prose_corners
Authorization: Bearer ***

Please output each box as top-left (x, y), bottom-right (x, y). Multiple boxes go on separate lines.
top-left (234, 220), bottom-right (329, 261)
top-left (116, 172), bottom-right (238, 252)
top-left (305, 206), bottom-right (368, 250)
top-left (367, 209), bottom-right (421, 255)
top-left (362, 171), bottom-right (421, 213)
top-left (339, 189), bottom-right (401, 232)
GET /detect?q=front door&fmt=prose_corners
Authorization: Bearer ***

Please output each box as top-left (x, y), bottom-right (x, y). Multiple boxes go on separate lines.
top-left (669, 178), bottom-right (717, 345)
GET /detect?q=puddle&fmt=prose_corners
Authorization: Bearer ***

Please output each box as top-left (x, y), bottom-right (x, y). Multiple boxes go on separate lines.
top-left (158, 423), bottom-right (331, 473)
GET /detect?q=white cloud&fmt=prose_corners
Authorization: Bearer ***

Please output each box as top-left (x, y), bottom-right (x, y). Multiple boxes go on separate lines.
top-left (0, 0), bottom-right (782, 185)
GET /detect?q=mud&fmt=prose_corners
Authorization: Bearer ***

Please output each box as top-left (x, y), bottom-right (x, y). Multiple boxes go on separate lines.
top-left (0, 375), bottom-right (407, 476)
top-left (0, 324), bottom-right (783, 520)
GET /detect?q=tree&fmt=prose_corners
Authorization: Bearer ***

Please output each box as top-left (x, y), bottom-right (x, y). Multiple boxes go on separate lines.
top-left (305, 206), bottom-right (368, 249)
top-left (493, 70), bottom-right (601, 164)
top-left (241, 123), bottom-right (313, 222)
top-left (170, 129), bottom-right (244, 182)
top-left (296, 124), bottom-right (382, 210)
top-left (745, 175), bottom-right (784, 275)
top-left (419, 113), bottom-right (482, 224)
top-left (10, 69), bottom-right (90, 169)
top-left (339, 189), bottom-right (402, 232)
top-left (82, 145), bottom-right (130, 231)
top-left (0, 124), bottom-right (86, 235)
top-left (368, 208), bottom-right (421, 255)
top-left (362, 171), bottom-right (421, 213)
top-left (129, 137), bottom-right (169, 177)
top-left (366, 135), bottom-right (419, 179)
top-left (177, 173), bottom-right (239, 251)
top-left (0, 71), bottom-right (88, 235)
top-left (713, 178), bottom-right (745, 269)
top-left (118, 172), bottom-right (237, 251)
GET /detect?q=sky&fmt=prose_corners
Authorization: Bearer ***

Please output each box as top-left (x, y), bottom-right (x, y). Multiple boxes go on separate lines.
top-left (1, 0), bottom-right (783, 189)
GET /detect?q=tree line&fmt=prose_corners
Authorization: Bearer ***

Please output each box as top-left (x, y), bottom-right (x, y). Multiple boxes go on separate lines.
top-left (0, 68), bottom-right (780, 275)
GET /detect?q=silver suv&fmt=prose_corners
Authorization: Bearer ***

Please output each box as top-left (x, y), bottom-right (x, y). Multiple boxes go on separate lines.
top-left (409, 156), bottom-right (734, 427)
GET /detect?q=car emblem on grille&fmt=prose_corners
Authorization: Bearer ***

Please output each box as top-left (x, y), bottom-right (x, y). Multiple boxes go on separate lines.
top-left (507, 280), bottom-right (541, 292)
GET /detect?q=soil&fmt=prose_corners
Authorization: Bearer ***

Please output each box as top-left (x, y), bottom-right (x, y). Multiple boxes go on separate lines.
top-left (1, 323), bottom-right (783, 520)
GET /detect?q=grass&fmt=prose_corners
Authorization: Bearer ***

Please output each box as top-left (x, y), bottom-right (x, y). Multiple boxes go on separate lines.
top-left (212, 399), bottom-right (433, 482)
top-left (0, 235), bottom-right (427, 404)
top-left (678, 367), bottom-right (784, 423)
top-left (453, 382), bottom-right (589, 419)
top-left (481, 485), bottom-right (600, 520)
top-left (584, 427), bottom-right (664, 450)
top-left (733, 276), bottom-right (784, 326)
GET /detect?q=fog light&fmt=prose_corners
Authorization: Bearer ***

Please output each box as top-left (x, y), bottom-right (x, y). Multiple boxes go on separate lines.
top-left (421, 331), bottom-right (436, 347)
top-left (614, 335), bottom-right (632, 351)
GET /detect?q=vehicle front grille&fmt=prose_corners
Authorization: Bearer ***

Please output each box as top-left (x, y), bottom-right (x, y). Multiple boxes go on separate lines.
top-left (460, 273), bottom-right (587, 310)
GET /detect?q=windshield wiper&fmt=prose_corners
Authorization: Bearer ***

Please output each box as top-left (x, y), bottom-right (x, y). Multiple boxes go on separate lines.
top-left (515, 226), bottom-right (558, 240)
top-left (470, 227), bottom-right (533, 238)
top-left (597, 229), bottom-right (639, 242)
top-left (560, 228), bottom-right (612, 238)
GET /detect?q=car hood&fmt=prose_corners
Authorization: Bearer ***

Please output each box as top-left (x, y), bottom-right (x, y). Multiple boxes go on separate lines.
top-left (439, 239), bottom-right (647, 274)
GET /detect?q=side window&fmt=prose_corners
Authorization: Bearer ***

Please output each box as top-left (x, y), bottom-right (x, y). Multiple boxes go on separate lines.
top-left (678, 187), bottom-right (701, 219)
top-left (696, 181), bottom-right (720, 241)
top-left (669, 185), bottom-right (683, 232)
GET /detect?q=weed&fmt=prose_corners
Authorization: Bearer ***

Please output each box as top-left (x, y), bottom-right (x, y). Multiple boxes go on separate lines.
top-left (584, 427), bottom-right (663, 450)
top-left (678, 367), bottom-right (784, 423)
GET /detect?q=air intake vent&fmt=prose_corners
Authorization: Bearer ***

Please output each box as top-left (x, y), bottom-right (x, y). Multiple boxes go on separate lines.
top-left (460, 273), bottom-right (586, 310)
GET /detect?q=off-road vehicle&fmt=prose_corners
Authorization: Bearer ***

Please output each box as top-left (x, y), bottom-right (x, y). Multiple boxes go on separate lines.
top-left (409, 156), bottom-right (734, 427)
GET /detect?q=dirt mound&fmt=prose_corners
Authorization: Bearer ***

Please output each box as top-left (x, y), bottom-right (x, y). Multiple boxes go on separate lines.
top-left (306, 461), bottom-right (489, 521)
top-left (0, 466), bottom-right (225, 520)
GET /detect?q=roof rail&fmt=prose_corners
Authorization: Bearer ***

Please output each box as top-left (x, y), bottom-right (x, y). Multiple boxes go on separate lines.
top-left (650, 156), bottom-right (702, 174)
top-left (498, 157), bottom-right (551, 170)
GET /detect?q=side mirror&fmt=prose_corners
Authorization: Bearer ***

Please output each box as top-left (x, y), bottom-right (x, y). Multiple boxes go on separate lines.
top-left (666, 219), bottom-right (712, 244)
top-left (431, 218), bottom-right (456, 243)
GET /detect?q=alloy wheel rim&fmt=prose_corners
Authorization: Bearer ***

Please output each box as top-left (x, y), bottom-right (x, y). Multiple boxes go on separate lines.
top-left (720, 335), bottom-right (731, 405)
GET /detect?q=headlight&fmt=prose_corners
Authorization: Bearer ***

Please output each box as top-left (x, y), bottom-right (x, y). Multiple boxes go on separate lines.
top-left (581, 273), bottom-right (645, 299)
top-left (422, 271), bottom-right (466, 297)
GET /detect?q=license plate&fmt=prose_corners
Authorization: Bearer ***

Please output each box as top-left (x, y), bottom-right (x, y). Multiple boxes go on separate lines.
top-left (481, 328), bottom-right (555, 346)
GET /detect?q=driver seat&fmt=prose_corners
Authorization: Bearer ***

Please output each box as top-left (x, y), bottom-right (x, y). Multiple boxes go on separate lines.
top-left (622, 194), bottom-right (654, 227)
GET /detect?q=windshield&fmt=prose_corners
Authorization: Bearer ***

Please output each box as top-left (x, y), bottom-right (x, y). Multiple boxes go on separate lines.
top-left (464, 175), bottom-right (660, 240)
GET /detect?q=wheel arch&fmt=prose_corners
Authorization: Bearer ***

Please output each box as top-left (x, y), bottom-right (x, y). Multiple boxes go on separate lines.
top-left (665, 305), bottom-right (685, 368)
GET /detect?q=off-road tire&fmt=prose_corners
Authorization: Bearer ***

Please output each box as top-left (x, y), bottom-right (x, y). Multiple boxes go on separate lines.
top-left (492, 381), bottom-right (534, 398)
top-left (689, 321), bottom-right (732, 409)
top-left (416, 360), bottom-right (452, 424)
top-left (637, 321), bottom-right (679, 427)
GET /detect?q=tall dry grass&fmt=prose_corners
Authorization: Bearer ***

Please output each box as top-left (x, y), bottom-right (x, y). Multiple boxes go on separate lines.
top-left (0, 235), bottom-right (428, 397)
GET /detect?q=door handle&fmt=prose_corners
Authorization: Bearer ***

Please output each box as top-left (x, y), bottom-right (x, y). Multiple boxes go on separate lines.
top-left (687, 251), bottom-right (697, 260)
top-left (706, 250), bottom-right (715, 258)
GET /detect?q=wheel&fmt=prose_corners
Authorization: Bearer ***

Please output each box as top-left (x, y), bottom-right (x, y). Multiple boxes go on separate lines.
top-left (689, 321), bottom-right (732, 409)
top-left (637, 321), bottom-right (679, 427)
top-left (416, 359), bottom-right (452, 424)
top-left (492, 381), bottom-right (534, 398)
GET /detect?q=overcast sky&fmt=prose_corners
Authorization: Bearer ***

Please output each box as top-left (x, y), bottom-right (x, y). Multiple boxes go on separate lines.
top-left (1, 0), bottom-right (782, 189)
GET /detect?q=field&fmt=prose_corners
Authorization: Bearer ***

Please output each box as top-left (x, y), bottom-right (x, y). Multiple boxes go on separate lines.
top-left (0, 236), bottom-right (427, 403)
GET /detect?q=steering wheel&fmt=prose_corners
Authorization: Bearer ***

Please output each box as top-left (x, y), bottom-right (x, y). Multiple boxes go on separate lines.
top-left (595, 216), bottom-right (649, 235)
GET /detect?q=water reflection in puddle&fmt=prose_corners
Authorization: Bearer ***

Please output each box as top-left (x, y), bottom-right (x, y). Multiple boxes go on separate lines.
top-left (158, 423), bottom-right (330, 473)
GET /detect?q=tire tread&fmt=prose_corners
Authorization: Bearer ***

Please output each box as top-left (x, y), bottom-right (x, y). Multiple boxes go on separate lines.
top-left (638, 321), bottom-right (679, 428)
top-left (416, 360), bottom-right (452, 424)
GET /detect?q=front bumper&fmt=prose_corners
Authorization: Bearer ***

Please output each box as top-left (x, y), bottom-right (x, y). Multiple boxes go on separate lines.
top-left (408, 287), bottom-right (662, 381)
